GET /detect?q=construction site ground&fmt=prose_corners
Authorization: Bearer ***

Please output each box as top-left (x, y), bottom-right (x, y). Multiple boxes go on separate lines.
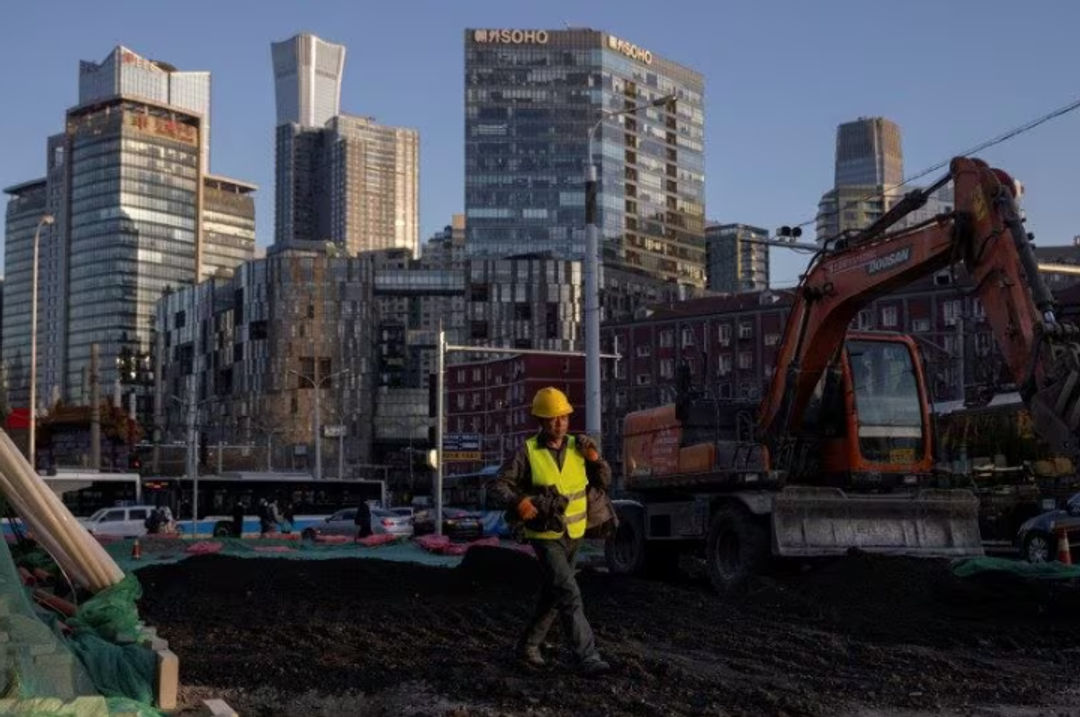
top-left (136, 547), bottom-right (1080, 716)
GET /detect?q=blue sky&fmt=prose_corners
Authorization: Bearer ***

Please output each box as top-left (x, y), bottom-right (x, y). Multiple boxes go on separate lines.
top-left (3, 1), bottom-right (1079, 287)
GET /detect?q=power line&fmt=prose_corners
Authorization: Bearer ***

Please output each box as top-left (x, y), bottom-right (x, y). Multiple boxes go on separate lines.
top-left (797, 93), bottom-right (1080, 232)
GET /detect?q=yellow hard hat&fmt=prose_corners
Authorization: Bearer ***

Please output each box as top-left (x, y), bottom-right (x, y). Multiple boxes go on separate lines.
top-left (531, 387), bottom-right (573, 418)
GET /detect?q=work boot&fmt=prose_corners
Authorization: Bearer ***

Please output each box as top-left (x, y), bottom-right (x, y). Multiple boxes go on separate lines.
top-left (579, 656), bottom-right (611, 676)
top-left (518, 644), bottom-right (546, 668)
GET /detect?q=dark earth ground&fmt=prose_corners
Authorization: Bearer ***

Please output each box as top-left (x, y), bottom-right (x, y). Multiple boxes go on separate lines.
top-left (136, 549), bottom-right (1080, 716)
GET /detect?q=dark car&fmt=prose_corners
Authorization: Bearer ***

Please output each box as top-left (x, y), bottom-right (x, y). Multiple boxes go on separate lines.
top-left (413, 507), bottom-right (484, 540)
top-left (1016, 492), bottom-right (1080, 562)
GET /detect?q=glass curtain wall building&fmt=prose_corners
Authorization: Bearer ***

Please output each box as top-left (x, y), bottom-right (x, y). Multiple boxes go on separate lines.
top-left (64, 99), bottom-right (202, 412)
top-left (464, 28), bottom-right (705, 291)
top-left (79, 46), bottom-right (211, 169)
top-left (2, 179), bottom-right (49, 408)
top-left (271, 33), bottom-right (346, 128)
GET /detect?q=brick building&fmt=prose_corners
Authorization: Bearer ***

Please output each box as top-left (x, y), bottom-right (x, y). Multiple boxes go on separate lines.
top-left (444, 353), bottom-right (585, 475)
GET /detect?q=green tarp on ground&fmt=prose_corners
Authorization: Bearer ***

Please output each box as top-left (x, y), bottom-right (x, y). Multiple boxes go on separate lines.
top-left (952, 555), bottom-right (1080, 580)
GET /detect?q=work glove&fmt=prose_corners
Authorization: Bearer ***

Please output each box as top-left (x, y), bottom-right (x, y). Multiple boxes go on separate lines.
top-left (577, 435), bottom-right (600, 462)
top-left (517, 497), bottom-right (539, 521)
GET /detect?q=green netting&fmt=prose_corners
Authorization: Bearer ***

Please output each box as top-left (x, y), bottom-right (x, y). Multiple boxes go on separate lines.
top-left (952, 555), bottom-right (1080, 579)
top-left (104, 535), bottom-right (467, 573)
top-left (0, 536), bottom-right (161, 716)
top-left (65, 578), bottom-right (141, 644)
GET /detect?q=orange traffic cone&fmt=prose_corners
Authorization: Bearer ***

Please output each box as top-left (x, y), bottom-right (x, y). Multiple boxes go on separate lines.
top-left (131, 538), bottom-right (142, 561)
top-left (1056, 528), bottom-right (1072, 565)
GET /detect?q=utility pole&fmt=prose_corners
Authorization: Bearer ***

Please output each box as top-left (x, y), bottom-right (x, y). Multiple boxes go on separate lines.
top-left (89, 344), bottom-right (100, 471)
top-left (186, 376), bottom-right (198, 536)
top-left (313, 356), bottom-right (321, 480)
top-left (955, 313), bottom-right (965, 401)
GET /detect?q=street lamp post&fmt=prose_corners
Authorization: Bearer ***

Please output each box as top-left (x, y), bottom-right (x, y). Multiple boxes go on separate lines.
top-left (584, 94), bottom-right (674, 447)
top-left (288, 366), bottom-right (350, 480)
top-left (28, 213), bottom-right (54, 471)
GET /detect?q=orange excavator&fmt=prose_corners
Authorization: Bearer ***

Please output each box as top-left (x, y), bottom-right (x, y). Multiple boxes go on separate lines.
top-left (607, 157), bottom-right (1080, 592)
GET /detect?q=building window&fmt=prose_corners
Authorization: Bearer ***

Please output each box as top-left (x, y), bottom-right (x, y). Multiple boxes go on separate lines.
top-left (636, 373), bottom-right (651, 386)
top-left (718, 355), bottom-right (733, 376)
top-left (738, 352), bottom-right (753, 370)
top-left (636, 345), bottom-right (652, 358)
top-left (615, 361), bottom-right (626, 379)
top-left (457, 394), bottom-right (465, 410)
top-left (614, 391), bottom-right (626, 408)
top-left (764, 333), bottom-right (780, 347)
top-left (681, 327), bottom-right (695, 347)
top-left (912, 318), bottom-right (930, 332)
top-left (738, 322), bottom-right (752, 340)
top-left (857, 310), bottom-right (874, 330)
top-left (719, 382), bottom-right (732, 399)
top-left (472, 368), bottom-right (481, 382)
top-left (943, 300), bottom-right (961, 326)
top-left (659, 359), bottom-right (674, 378)
top-left (456, 370), bottom-right (465, 383)
top-left (718, 324), bottom-right (732, 345)
top-left (882, 306), bottom-right (898, 328)
top-left (975, 333), bottom-right (993, 356)
top-left (175, 311), bottom-right (186, 329)
top-left (659, 330), bottom-right (674, 347)
top-left (972, 298), bottom-right (986, 320)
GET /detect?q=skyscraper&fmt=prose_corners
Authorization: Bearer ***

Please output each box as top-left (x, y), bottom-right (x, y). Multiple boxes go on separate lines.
top-left (79, 46), bottom-right (212, 169)
top-left (271, 33), bottom-right (346, 128)
top-left (3, 46), bottom-right (256, 421)
top-left (705, 223), bottom-right (769, 293)
top-left (834, 117), bottom-right (903, 188)
top-left (464, 28), bottom-right (706, 297)
top-left (272, 34), bottom-right (419, 257)
top-left (816, 117), bottom-right (904, 242)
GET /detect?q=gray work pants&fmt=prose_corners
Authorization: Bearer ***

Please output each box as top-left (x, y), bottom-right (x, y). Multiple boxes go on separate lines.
top-left (521, 536), bottom-right (598, 662)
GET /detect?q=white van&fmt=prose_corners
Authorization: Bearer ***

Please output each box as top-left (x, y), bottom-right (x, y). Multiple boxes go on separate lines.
top-left (80, 505), bottom-right (160, 537)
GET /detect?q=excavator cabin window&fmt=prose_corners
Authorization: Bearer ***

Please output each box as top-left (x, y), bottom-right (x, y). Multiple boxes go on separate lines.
top-left (846, 339), bottom-right (924, 465)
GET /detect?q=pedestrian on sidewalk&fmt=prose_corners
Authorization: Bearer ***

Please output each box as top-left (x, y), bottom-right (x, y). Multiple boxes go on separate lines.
top-left (489, 386), bottom-right (612, 676)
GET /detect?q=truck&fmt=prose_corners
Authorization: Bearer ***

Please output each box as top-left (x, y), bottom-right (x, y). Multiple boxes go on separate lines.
top-left (605, 156), bottom-right (1080, 592)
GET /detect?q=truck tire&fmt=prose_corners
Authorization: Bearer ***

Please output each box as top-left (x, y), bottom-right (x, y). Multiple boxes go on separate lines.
top-left (705, 504), bottom-right (769, 594)
top-left (605, 508), bottom-right (646, 575)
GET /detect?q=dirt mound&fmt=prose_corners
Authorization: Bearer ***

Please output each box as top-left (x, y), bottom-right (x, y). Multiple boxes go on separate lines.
top-left (455, 545), bottom-right (538, 591)
top-left (139, 552), bottom-right (1080, 716)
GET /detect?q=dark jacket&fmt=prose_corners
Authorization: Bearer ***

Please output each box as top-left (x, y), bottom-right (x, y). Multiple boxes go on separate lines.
top-left (490, 432), bottom-right (617, 538)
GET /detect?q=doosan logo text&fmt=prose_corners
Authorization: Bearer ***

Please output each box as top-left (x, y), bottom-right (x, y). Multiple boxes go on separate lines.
top-left (866, 247), bottom-right (912, 275)
top-left (473, 29), bottom-right (549, 44)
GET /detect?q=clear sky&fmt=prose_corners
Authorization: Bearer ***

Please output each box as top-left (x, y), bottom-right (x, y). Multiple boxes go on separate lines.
top-left (3, 1), bottom-right (1079, 287)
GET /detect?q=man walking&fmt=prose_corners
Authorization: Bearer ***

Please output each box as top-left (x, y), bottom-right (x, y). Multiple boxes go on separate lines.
top-left (490, 386), bottom-right (611, 675)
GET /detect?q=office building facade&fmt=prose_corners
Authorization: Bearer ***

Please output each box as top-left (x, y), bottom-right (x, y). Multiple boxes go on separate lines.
top-left (273, 116), bottom-right (419, 256)
top-left (2, 180), bottom-right (49, 409)
top-left (79, 46), bottom-right (212, 169)
top-left (201, 175), bottom-right (257, 280)
top-left (3, 47), bottom-right (257, 425)
top-left (271, 33), bottom-right (346, 128)
top-left (817, 117), bottom-right (905, 243)
top-left (834, 117), bottom-right (903, 188)
top-left (705, 223), bottom-right (769, 293)
top-left (464, 28), bottom-right (706, 293)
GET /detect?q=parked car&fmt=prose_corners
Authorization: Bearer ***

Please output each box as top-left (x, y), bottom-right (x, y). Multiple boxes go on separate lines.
top-left (413, 507), bottom-right (484, 541)
top-left (79, 505), bottom-right (159, 537)
top-left (389, 506), bottom-right (415, 519)
top-left (301, 507), bottom-right (414, 541)
top-left (1016, 492), bottom-right (1080, 562)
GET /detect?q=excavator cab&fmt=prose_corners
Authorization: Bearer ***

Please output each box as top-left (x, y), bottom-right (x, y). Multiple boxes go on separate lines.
top-left (824, 333), bottom-right (934, 484)
top-left (772, 332), bottom-right (983, 558)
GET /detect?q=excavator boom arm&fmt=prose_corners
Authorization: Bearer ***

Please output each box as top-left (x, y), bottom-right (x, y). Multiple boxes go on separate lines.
top-left (760, 157), bottom-right (1080, 464)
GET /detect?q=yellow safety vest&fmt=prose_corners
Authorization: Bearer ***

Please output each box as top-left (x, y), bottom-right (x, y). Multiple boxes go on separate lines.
top-left (524, 435), bottom-right (588, 540)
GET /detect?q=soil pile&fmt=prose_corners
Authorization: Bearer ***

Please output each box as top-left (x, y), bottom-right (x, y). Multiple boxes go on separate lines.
top-left (137, 552), bottom-right (1080, 716)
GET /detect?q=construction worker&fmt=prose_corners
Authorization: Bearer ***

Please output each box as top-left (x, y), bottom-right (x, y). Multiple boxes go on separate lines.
top-left (490, 386), bottom-right (612, 675)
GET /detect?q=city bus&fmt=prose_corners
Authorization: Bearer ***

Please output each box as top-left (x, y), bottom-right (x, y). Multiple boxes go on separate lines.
top-left (141, 471), bottom-right (388, 536)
